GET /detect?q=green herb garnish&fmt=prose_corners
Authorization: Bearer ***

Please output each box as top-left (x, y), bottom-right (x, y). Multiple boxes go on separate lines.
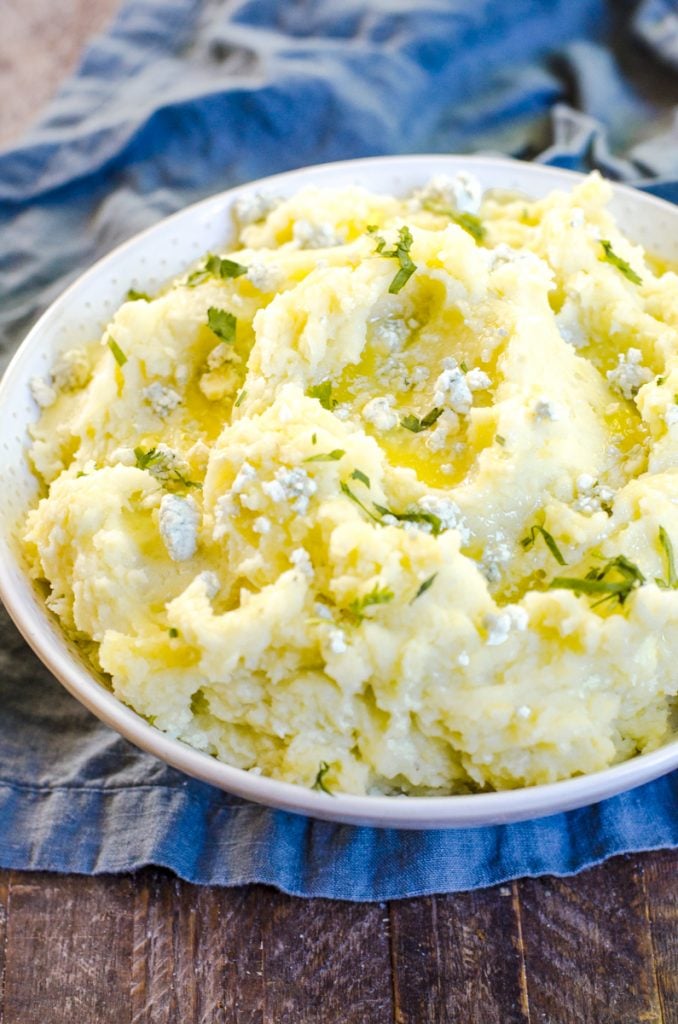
top-left (549, 554), bottom-right (645, 607)
top-left (400, 407), bottom-right (444, 433)
top-left (207, 307), bottom-right (237, 345)
top-left (168, 627), bottom-right (179, 638)
top-left (312, 761), bottom-right (333, 794)
top-left (411, 573), bottom-right (438, 603)
top-left (187, 253), bottom-right (248, 286)
top-left (340, 481), bottom-right (382, 522)
top-left (656, 525), bottom-right (678, 589)
top-left (348, 584), bottom-right (395, 622)
top-left (108, 338), bottom-right (127, 367)
top-left (171, 470), bottom-right (202, 490)
top-left (350, 468), bottom-right (371, 488)
top-left (341, 476), bottom-right (443, 535)
top-left (134, 447), bottom-right (201, 490)
top-left (304, 449), bottom-right (345, 463)
top-left (126, 288), bottom-right (152, 302)
top-left (422, 200), bottom-right (486, 242)
top-left (375, 225), bottom-right (417, 294)
top-left (521, 525), bottom-right (567, 566)
top-left (656, 376), bottom-right (666, 386)
top-left (373, 503), bottom-right (443, 536)
top-left (307, 381), bottom-right (337, 410)
top-left (495, 434), bottom-right (506, 446)
top-left (600, 240), bottom-right (642, 285)
top-left (234, 388), bottom-right (247, 408)
top-left (134, 447), bottom-right (164, 471)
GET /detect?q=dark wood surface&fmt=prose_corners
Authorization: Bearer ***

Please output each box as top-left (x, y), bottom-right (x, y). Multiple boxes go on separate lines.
top-left (0, 3), bottom-right (677, 1021)
top-left (0, 853), bottom-right (676, 1023)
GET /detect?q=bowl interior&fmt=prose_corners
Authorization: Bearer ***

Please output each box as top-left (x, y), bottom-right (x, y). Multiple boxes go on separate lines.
top-left (1, 154), bottom-right (677, 828)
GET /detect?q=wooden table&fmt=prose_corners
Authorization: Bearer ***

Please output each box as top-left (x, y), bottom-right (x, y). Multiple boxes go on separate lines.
top-left (0, 3), bottom-right (676, 1020)
top-left (0, 855), bottom-right (675, 1022)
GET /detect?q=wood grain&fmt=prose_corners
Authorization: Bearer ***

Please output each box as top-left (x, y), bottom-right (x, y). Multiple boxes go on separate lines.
top-left (2, 872), bottom-right (133, 1023)
top-left (259, 887), bottom-right (393, 1023)
top-left (643, 851), bottom-right (678, 1024)
top-left (130, 871), bottom-right (393, 1024)
top-left (0, 0), bottom-right (122, 148)
top-left (390, 885), bottom-right (529, 1024)
top-left (0, 855), bottom-right (676, 1023)
top-left (0, 875), bottom-right (8, 1019)
top-left (517, 855), bottom-right (666, 1024)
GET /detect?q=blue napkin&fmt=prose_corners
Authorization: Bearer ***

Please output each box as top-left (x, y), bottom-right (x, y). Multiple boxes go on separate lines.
top-left (0, 0), bottom-right (676, 899)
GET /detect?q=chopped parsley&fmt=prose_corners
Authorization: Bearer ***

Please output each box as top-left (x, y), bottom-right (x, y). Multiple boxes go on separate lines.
top-left (495, 434), bottom-right (506, 446)
top-left (549, 554), bottom-right (645, 608)
top-left (307, 381), bottom-right (338, 410)
top-left (411, 573), bottom-right (438, 603)
top-left (374, 225), bottom-right (417, 294)
top-left (374, 503), bottom-right (443, 535)
top-left (126, 288), bottom-right (152, 302)
top-left (459, 361), bottom-right (469, 373)
top-left (400, 407), bottom-right (444, 433)
top-left (341, 475), bottom-right (443, 535)
top-left (168, 627), bottom-right (179, 638)
top-left (312, 761), bottom-right (333, 794)
top-left (134, 447), bottom-right (164, 471)
top-left (421, 199), bottom-right (486, 242)
top-left (348, 583), bottom-right (394, 622)
top-left (340, 481), bottom-right (382, 523)
top-left (600, 240), bottom-right (642, 285)
top-left (350, 468), bottom-right (371, 488)
top-left (521, 524), bottom-right (567, 566)
top-left (187, 253), bottom-right (248, 286)
top-left (134, 447), bottom-right (201, 490)
top-left (172, 470), bottom-right (202, 490)
top-left (657, 376), bottom-right (666, 386)
top-left (207, 307), bottom-right (237, 344)
top-left (656, 525), bottom-right (678, 589)
top-left (234, 388), bottom-right (247, 408)
top-left (304, 449), bottom-right (345, 463)
top-left (107, 337), bottom-right (127, 367)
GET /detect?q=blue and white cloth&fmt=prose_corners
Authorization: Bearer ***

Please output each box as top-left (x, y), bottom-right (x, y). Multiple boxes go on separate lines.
top-left (0, 0), bottom-right (676, 899)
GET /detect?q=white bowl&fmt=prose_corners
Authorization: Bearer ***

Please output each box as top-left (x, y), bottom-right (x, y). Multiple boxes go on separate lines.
top-left (1, 155), bottom-right (677, 829)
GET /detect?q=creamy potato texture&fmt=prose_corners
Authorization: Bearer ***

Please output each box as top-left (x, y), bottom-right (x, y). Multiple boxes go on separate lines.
top-left (23, 172), bottom-right (678, 795)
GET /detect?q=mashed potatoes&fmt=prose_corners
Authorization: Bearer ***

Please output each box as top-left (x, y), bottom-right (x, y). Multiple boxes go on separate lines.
top-left (23, 170), bottom-right (678, 795)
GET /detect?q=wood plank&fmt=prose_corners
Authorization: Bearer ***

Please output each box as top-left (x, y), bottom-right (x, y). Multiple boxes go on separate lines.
top-left (131, 869), bottom-right (267, 1024)
top-left (131, 869), bottom-right (393, 1024)
top-left (517, 854), bottom-right (664, 1024)
top-left (260, 888), bottom-right (393, 1024)
top-left (2, 870), bottom-right (133, 1024)
top-left (643, 850), bottom-right (678, 1024)
top-left (0, 874), bottom-right (8, 1023)
top-left (389, 886), bottom-right (529, 1024)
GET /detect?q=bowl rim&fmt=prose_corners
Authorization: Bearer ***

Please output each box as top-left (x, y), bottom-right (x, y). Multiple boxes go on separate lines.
top-left (1, 152), bottom-right (677, 830)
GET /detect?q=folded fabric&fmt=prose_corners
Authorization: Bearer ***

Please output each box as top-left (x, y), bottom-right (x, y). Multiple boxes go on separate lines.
top-left (0, 0), bottom-right (676, 899)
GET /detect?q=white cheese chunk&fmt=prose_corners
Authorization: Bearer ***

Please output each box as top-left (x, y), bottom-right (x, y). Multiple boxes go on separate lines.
top-left (29, 377), bottom-right (57, 409)
top-left (362, 396), bottom-right (399, 431)
top-left (143, 382), bottom-right (182, 417)
top-left (484, 606), bottom-right (528, 646)
top-left (159, 494), bottom-right (199, 562)
top-left (293, 220), bottom-right (344, 249)
top-left (606, 348), bottom-right (653, 400)
top-left (233, 191), bottom-right (280, 226)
